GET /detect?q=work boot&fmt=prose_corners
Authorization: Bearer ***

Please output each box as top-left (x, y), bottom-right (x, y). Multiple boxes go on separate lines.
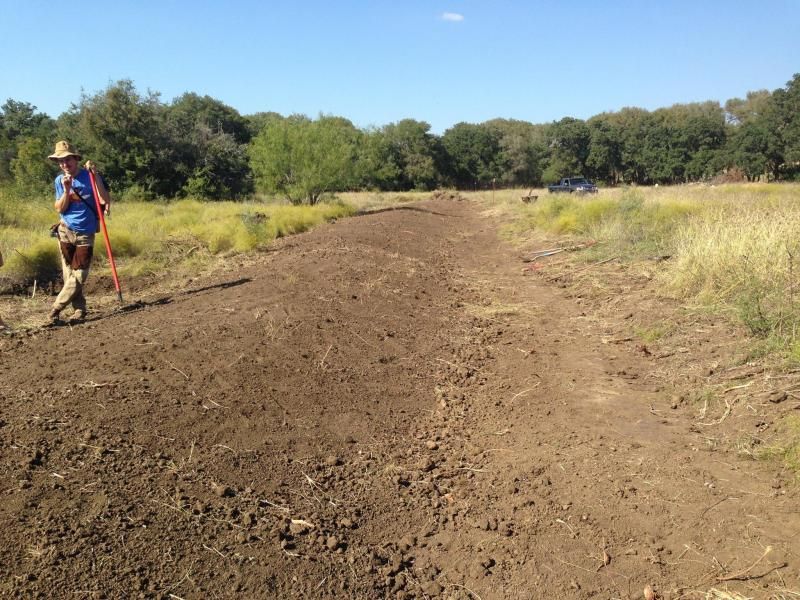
top-left (48, 308), bottom-right (61, 324)
top-left (69, 309), bottom-right (86, 323)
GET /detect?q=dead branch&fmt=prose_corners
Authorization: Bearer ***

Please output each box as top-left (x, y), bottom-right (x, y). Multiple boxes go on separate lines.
top-left (716, 546), bottom-right (778, 581)
top-left (319, 344), bottom-right (332, 369)
top-left (722, 381), bottom-right (753, 394)
top-left (202, 544), bottom-right (227, 559)
top-left (574, 256), bottom-right (619, 273)
top-left (699, 496), bottom-right (738, 518)
top-left (77, 381), bottom-right (115, 389)
top-left (510, 384), bottom-right (540, 402)
top-left (602, 337), bottom-right (633, 344)
top-left (698, 397), bottom-right (737, 426)
top-left (166, 361), bottom-right (190, 380)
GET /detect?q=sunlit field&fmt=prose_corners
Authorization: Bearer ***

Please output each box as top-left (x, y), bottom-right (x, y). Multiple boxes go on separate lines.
top-left (469, 183), bottom-right (800, 358)
top-left (4, 183), bottom-right (800, 472)
top-left (5, 183), bottom-right (800, 358)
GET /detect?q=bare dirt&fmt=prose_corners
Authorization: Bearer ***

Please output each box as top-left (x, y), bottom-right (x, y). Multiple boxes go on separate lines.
top-left (1, 196), bottom-right (798, 599)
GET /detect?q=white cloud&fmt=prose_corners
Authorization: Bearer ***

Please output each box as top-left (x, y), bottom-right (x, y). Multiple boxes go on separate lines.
top-left (441, 12), bottom-right (464, 22)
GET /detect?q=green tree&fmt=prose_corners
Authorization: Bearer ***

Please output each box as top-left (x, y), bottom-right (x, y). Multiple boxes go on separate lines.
top-left (0, 100), bottom-right (55, 183)
top-left (724, 90), bottom-right (772, 125)
top-left (441, 123), bottom-right (503, 188)
top-left (615, 107), bottom-right (652, 184)
top-left (368, 119), bottom-right (441, 191)
top-left (57, 80), bottom-right (170, 196)
top-left (245, 111), bottom-right (285, 138)
top-left (727, 120), bottom-right (780, 179)
top-left (11, 136), bottom-right (57, 191)
top-left (586, 113), bottom-right (623, 184)
top-left (358, 128), bottom-right (402, 191)
top-left (543, 117), bottom-right (591, 184)
top-left (1, 99), bottom-right (52, 139)
top-left (772, 73), bottom-right (800, 176)
top-left (678, 103), bottom-right (727, 180)
top-left (485, 119), bottom-right (547, 187)
top-left (168, 93), bottom-right (251, 144)
top-left (182, 125), bottom-right (253, 199)
top-left (165, 94), bottom-right (253, 198)
top-left (249, 115), bottom-right (360, 204)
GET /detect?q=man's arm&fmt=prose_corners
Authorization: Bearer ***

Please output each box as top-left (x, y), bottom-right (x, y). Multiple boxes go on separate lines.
top-left (54, 175), bottom-right (72, 214)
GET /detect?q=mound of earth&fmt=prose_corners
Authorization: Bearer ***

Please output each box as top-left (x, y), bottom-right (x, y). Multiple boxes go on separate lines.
top-left (0, 197), bottom-right (797, 599)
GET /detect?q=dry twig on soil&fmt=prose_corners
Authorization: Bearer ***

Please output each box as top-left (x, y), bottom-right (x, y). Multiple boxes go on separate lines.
top-left (716, 546), bottom-right (784, 582)
top-left (449, 583), bottom-right (483, 600)
top-left (259, 498), bottom-right (291, 512)
top-left (553, 555), bottom-right (595, 575)
top-left (698, 397), bottom-right (737, 426)
top-left (510, 384), bottom-right (540, 402)
top-left (319, 344), bottom-right (332, 369)
top-left (166, 361), bottom-right (190, 380)
top-left (77, 380), bottom-right (114, 389)
top-left (574, 256), bottom-right (619, 273)
top-left (699, 496), bottom-right (738, 519)
top-left (202, 544), bottom-right (227, 559)
top-left (722, 382), bottom-right (753, 394)
top-left (703, 589), bottom-right (749, 600)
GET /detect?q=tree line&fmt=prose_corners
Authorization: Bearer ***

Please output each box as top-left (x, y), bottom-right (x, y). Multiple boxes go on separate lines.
top-left (1, 75), bottom-right (798, 203)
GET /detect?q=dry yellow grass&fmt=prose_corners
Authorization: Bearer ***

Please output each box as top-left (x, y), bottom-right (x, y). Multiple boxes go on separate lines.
top-left (472, 183), bottom-right (800, 354)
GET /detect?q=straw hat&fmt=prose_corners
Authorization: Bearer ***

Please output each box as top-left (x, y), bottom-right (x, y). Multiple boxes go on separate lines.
top-left (48, 140), bottom-right (82, 161)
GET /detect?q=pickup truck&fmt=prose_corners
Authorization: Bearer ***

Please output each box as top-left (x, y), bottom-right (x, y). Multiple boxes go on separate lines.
top-left (547, 177), bottom-right (598, 194)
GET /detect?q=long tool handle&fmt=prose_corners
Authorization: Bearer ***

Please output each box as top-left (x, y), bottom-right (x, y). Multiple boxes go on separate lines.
top-left (88, 169), bottom-right (123, 305)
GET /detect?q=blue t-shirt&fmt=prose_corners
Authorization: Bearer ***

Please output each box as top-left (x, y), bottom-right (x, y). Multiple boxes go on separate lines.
top-left (54, 169), bottom-right (104, 234)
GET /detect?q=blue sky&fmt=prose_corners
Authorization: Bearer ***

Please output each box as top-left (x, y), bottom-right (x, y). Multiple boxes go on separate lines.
top-left (2, 1), bottom-right (798, 134)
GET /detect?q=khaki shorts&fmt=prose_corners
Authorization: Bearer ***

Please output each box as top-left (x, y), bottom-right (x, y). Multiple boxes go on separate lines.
top-left (57, 223), bottom-right (95, 270)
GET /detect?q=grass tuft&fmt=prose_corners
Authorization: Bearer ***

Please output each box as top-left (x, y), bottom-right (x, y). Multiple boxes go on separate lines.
top-left (756, 415), bottom-right (800, 475)
top-left (3, 239), bottom-right (61, 284)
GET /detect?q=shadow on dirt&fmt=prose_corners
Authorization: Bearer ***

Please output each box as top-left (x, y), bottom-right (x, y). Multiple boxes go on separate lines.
top-left (121, 276), bottom-right (254, 312)
top-left (176, 277), bottom-right (253, 297)
top-left (46, 277), bottom-right (254, 328)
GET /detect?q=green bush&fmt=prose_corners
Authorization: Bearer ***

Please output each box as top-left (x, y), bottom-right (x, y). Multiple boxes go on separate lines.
top-left (4, 239), bottom-right (61, 283)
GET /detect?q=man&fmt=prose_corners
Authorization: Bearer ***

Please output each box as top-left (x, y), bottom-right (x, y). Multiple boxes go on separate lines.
top-left (48, 140), bottom-right (110, 324)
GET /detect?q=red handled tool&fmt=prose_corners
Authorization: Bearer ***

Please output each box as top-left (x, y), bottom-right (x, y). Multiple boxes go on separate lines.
top-left (88, 169), bottom-right (123, 305)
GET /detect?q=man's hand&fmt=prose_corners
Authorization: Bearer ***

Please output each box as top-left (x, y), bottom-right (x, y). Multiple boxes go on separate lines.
top-left (86, 161), bottom-right (111, 216)
top-left (62, 174), bottom-right (73, 191)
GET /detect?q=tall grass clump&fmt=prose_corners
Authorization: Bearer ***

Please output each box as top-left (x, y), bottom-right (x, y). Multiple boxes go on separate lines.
top-left (0, 188), bottom-right (62, 286)
top-left (493, 183), bottom-right (800, 358)
top-left (755, 415), bottom-right (800, 475)
top-left (664, 193), bottom-right (800, 344)
top-left (513, 188), bottom-right (698, 258)
top-left (2, 239), bottom-right (61, 286)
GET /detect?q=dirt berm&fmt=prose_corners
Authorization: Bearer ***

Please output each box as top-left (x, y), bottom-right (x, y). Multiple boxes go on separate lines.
top-left (1, 197), bottom-right (798, 599)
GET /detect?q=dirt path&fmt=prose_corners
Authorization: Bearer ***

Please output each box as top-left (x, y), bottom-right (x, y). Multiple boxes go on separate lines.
top-left (1, 197), bottom-right (797, 599)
